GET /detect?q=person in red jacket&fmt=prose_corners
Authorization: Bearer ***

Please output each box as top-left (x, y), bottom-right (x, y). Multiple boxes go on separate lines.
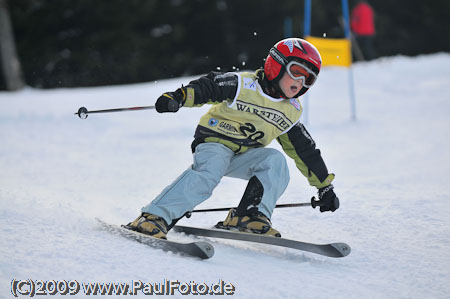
top-left (351, 0), bottom-right (376, 60)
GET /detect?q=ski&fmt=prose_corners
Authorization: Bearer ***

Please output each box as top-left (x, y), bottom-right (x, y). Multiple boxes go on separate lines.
top-left (172, 225), bottom-right (350, 258)
top-left (96, 219), bottom-right (214, 260)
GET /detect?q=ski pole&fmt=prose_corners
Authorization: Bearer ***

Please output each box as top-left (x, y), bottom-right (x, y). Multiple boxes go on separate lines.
top-left (75, 104), bottom-right (165, 119)
top-left (185, 197), bottom-right (324, 218)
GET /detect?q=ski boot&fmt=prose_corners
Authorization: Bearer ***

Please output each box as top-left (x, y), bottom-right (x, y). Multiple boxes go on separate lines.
top-left (125, 213), bottom-right (169, 239)
top-left (215, 208), bottom-right (281, 237)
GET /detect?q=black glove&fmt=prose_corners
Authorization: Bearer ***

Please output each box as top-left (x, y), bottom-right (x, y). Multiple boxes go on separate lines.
top-left (155, 87), bottom-right (186, 113)
top-left (317, 185), bottom-right (340, 212)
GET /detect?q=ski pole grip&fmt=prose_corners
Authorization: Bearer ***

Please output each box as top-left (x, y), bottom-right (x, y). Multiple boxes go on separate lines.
top-left (310, 196), bottom-right (339, 210)
top-left (310, 196), bottom-right (323, 209)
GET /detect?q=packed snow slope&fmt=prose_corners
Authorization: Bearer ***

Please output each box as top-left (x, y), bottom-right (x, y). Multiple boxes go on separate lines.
top-left (1, 54), bottom-right (450, 298)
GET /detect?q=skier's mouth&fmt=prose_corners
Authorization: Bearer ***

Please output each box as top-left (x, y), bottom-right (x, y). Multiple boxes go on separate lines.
top-left (290, 86), bottom-right (298, 93)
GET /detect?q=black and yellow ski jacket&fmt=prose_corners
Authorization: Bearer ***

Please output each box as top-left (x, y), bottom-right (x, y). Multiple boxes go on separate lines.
top-left (181, 69), bottom-right (334, 189)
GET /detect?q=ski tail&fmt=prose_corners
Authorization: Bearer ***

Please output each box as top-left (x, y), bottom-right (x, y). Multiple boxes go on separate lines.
top-left (96, 219), bottom-right (214, 259)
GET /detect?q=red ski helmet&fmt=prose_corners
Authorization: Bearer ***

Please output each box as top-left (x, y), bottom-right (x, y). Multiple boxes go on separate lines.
top-left (264, 38), bottom-right (322, 97)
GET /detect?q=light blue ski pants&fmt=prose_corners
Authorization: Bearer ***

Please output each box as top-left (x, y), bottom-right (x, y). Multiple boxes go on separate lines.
top-left (142, 142), bottom-right (290, 224)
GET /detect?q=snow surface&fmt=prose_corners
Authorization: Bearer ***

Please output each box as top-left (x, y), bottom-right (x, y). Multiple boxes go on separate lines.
top-left (1, 53), bottom-right (450, 298)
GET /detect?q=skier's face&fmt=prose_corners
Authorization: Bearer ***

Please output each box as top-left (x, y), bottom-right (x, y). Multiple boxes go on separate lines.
top-left (278, 71), bottom-right (303, 98)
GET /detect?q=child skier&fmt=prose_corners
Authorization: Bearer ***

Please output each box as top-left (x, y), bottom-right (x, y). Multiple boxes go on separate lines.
top-left (128, 38), bottom-right (339, 239)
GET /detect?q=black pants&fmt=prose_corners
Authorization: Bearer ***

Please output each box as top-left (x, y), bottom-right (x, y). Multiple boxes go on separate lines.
top-left (356, 35), bottom-right (376, 61)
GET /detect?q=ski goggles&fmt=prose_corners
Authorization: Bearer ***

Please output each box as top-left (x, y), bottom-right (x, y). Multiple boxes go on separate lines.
top-left (285, 61), bottom-right (317, 88)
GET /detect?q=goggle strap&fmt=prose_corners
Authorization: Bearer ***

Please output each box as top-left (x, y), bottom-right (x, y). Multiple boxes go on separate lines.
top-left (269, 47), bottom-right (289, 66)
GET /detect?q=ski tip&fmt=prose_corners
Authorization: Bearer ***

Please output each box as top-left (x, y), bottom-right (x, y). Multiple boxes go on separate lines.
top-left (331, 243), bottom-right (351, 257)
